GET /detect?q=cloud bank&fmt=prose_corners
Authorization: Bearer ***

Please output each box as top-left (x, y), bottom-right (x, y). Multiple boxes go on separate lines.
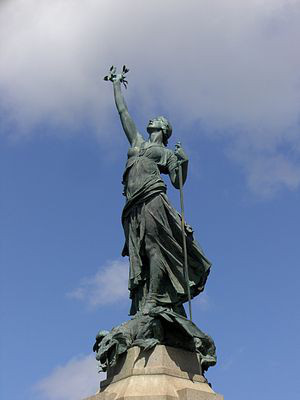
top-left (1, 0), bottom-right (300, 195)
top-left (67, 259), bottom-right (128, 307)
top-left (34, 354), bottom-right (103, 400)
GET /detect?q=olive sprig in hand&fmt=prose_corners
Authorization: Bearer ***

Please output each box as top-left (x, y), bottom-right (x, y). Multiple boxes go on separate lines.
top-left (104, 65), bottom-right (129, 88)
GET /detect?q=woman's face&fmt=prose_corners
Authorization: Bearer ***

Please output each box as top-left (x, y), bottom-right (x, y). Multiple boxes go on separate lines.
top-left (147, 118), bottom-right (164, 133)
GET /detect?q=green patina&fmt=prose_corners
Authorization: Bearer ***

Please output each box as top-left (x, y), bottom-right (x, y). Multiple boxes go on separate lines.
top-left (94, 67), bottom-right (216, 372)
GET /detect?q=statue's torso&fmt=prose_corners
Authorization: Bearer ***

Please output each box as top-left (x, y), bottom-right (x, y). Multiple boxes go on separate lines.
top-left (123, 142), bottom-right (171, 201)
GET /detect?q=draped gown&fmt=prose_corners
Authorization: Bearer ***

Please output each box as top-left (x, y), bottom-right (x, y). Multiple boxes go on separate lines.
top-left (121, 140), bottom-right (211, 316)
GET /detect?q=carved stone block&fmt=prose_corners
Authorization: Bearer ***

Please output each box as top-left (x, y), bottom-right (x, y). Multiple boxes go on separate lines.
top-left (84, 345), bottom-right (223, 400)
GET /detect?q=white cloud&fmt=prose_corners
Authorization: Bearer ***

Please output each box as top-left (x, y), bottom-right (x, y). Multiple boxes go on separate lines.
top-left (1, 0), bottom-right (300, 195)
top-left (0, 0), bottom-right (113, 138)
top-left (236, 151), bottom-right (300, 197)
top-left (34, 354), bottom-right (105, 400)
top-left (67, 259), bottom-right (129, 307)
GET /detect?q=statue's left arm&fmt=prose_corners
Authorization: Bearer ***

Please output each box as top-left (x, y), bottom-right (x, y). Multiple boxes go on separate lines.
top-left (168, 143), bottom-right (189, 189)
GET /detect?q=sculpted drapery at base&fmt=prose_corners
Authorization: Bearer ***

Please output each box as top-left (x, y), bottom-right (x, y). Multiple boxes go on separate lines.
top-left (93, 67), bottom-right (216, 372)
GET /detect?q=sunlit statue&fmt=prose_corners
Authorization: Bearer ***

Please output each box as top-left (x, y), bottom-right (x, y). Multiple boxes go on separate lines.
top-left (93, 67), bottom-right (216, 373)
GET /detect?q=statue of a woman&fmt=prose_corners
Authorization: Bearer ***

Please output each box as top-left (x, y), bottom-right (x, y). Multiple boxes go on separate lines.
top-left (106, 67), bottom-right (211, 317)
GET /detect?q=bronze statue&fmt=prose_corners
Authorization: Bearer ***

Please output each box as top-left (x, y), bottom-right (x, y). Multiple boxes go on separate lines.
top-left (106, 66), bottom-right (211, 317)
top-left (93, 67), bottom-right (216, 372)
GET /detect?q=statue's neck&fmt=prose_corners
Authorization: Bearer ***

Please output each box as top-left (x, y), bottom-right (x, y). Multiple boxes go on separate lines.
top-left (149, 130), bottom-right (163, 144)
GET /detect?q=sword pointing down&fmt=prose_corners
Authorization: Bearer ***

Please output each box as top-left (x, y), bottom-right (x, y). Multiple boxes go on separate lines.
top-left (178, 158), bottom-right (192, 322)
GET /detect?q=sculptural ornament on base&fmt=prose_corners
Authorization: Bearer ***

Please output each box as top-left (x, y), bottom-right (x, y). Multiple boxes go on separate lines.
top-left (94, 66), bottom-right (217, 377)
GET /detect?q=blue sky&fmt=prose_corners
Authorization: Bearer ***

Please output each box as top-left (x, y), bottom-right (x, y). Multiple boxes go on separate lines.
top-left (1, 1), bottom-right (300, 399)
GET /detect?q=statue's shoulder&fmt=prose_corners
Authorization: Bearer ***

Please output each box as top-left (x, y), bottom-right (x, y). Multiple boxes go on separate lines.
top-left (164, 147), bottom-right (174, 155)
top-left (164, 147), bottom-right (177, 161)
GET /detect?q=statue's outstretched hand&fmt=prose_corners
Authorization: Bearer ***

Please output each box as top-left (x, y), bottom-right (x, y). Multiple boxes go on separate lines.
top-left (104, 65), bottom-right (129, 88)
top-left (175, 142), bottom-right (188, 164)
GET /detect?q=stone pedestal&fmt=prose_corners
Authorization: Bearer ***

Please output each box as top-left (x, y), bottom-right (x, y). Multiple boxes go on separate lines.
top-left (85, 345), bottom-right (223, 400)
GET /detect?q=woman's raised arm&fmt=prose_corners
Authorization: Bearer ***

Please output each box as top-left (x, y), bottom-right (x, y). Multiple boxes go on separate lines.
top-left (104, 66), bottom-right (142, 146)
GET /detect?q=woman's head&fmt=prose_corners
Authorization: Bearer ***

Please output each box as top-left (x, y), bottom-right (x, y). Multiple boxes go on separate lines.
top-left (147, 116), bottom-right (172, 145)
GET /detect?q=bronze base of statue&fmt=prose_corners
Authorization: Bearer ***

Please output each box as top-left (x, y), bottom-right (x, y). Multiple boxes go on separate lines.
top-left (84, 345), bottom-right (223, 400)
top-left (92, 308), bottom-right (216, 374)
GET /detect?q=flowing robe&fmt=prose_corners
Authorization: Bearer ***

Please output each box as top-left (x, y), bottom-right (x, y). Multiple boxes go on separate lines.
top-left (121, 142), bottom-right (211, 316)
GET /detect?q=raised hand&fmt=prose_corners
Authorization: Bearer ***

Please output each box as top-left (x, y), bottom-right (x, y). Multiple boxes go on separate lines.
top-left (104, 65), bottom-right (129, 88)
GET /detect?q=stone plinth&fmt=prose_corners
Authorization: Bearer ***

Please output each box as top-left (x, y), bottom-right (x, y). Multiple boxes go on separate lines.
top-left (85, 345), bottom-right (223, 400)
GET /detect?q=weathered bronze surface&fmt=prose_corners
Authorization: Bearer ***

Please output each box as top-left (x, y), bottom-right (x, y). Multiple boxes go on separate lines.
top-left (94, 67), bottom-right (216, 372)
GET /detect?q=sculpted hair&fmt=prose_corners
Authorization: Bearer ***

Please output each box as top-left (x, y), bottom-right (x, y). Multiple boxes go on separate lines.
top-left (157, 116), bottom-right (172, 146)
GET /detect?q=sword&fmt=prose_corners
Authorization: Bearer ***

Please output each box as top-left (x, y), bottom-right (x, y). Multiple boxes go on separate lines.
top-left (176, 143), bottom-right (192, 321)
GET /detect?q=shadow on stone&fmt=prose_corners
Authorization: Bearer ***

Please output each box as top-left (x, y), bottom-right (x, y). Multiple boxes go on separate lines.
top-left (165, 346), bottom-right (201, 381)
